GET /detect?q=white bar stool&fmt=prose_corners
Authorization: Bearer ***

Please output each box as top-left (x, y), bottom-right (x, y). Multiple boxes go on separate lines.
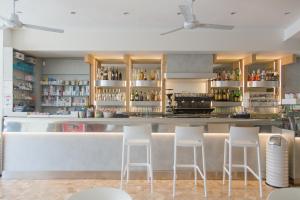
top-left (173, 126), bottom-right (207, 197)
top-left (120, 124), bottom-right (153, 192)
top-left (223, 126), bottom-right (262, 197)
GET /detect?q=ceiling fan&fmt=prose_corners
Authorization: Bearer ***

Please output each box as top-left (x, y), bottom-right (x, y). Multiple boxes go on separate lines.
top-left (160, 0), bottom-right (234, 36)
top-left (0, 0), bottom-right (64, 33)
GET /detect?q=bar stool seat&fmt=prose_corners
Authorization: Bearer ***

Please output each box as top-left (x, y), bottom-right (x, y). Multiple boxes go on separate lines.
top-left (173, 126), bottom-right (207, 197)
top-left (223, 127), bottom-right (262, 198)
top-left (176, 140), bottom-right (203, 147)
top-left (120, 124), bottom-right (153, 192)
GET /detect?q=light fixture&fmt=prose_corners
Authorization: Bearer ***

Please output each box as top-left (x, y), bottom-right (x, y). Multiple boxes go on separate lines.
top-left (284, 11), bottom-right (291, 15)
top-left (70, 11), bottom-right (77, 15)
top-left (16, 11), bottom-right (22, 14)
top-left (230, 12), bottom-right (237, 15)
top-left (123, 11), bottom-right (129, 15)
top-left (177, 12), bottom-right (181, 15)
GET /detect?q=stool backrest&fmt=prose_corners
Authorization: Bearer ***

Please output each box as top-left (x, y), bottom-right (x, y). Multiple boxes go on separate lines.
top-left (229, 126), bottom-right (259, 143)
top-left (123, 124), bottom-right (152, 141)
top-left (175, 126), bottom-right (205, 142)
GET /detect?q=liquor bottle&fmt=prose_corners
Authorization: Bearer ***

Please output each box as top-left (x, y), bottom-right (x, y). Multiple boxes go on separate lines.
top-left (130, 91), bottom-right (134, 101)
top-left (139, 91), bottom-right (144, 101)
top-left (150, 70), bottom-right (155, 80)
top-left (107, 68), bottom-right (112, 80)
top-left (226, 89), bottom-right (230, 101)
top-left (222, 89), bottom-right (226, 101)
top-left (236, 69), bottom-right (240, 81)
top-left (143, 69), bottom-right (147, 80)
top-left (118, 71), bottom-right (122, 80)
top-left (139, 69), bottom-right (144, 80)
top-left (134, 90), bottom-right (139, 101)
top-left (143, 92), bottom-right (147, 101)
top-left (111, 67), bottom-right (115, 80)
top-left (155, 70), bottom-right (160, 80)
top-left (261, 70), bottom-right (266, 81)
top-left (256, 69), bottom-right (261, 81)
top-left (103, 68), bottom-right (108, 80)
top-left (115, 68), bottom-right (119, 80)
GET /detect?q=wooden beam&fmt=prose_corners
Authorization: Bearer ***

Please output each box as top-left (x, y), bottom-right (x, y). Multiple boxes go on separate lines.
top-left (281, 54), bottom-right (296, 65)
top-left (243, 54), bottom-right (256, 66)
top-left (213, 54), bottom-right (239, 64)
top-left (84, 54), bottom-right (93, 64)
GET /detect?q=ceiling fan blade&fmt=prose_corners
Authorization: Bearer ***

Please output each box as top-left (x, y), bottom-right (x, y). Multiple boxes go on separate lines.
top-left (179, 4), bottom-right (195, 22)
top-left (160, 26), bottom-right (184, 36)
top-left (23, 24), bottom-right (64, 33)
top-left (196, 23), bottom-right (234, 30)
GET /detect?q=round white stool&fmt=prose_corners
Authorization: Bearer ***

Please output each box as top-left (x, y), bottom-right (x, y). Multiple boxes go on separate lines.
top-left (223, 126), bottom-right (262, 197)
top-left (173, 126), bottom-right (207, 197)
top-left (68, 187), bottom-right (132, 200)
top-left (267, 188), bottom-right (300, 200)
top-left (121, 124), bottom-right (153, 192)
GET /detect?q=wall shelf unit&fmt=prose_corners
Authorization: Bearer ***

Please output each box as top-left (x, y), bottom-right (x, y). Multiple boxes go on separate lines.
top-left (86, 55), bottom-right (166, 114)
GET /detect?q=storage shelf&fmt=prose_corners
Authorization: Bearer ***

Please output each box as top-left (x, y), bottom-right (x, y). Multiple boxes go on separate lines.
top-left (212, 101), bottom-right (242, 107)
top-left (95, 80), bottom-right (126, 87)
top-left (96, 101), bottom-right (126, 107)
top-left (282, 99), bottom-right (300, 105)
top-left (211, 81), bottom-right (241, 88)
top-left (131, 80), bottom-right (160, 87)
top-left (247, 81), bottom-right (279, 88)
top-left (42, 94), bottom-right (89, 97)
top-left (130, 101), bottom-right (161, 107)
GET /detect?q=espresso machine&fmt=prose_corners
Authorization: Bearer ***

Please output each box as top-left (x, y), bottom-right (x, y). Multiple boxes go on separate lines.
top-left (170, 93), bottom-right (214, 117)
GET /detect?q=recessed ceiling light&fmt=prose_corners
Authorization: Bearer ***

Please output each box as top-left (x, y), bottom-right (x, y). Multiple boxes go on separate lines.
top-left (177, 12), bottom-right (181, 15)
top-left (284, 11), bottom-right (291, 15)
top-left (70, 11), bottom-right (77, 15)
top-left (123, 11), bottom-right (129, 15)
top-left (16, 11), bottom-right (23, 14)
top-left (230, 12), bottom-right (237, 15)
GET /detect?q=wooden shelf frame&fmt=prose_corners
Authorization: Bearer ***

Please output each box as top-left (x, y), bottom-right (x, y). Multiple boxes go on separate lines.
top-left (85, 54), bottom-right (165, 112)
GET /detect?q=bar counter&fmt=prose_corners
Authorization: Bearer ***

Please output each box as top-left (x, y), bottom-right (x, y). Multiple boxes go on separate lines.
top-left (2, 116), bottom-right (298, 182)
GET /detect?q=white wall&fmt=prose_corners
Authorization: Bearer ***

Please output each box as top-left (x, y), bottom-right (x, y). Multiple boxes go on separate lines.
top-left (11, 29), bottom-right (300, 54)
top-left (284, 58), bottom-right (300, 93)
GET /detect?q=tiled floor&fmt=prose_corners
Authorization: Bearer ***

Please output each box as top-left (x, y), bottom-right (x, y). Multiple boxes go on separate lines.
top-left (0, 179), bottom-right (273, 200)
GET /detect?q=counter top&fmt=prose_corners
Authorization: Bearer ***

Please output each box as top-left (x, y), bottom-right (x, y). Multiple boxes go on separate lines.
top-left (4, 116), bottom-right (279, 125)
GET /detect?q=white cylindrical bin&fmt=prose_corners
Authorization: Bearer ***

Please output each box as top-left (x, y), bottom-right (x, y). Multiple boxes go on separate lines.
top-left (266, 135), bottom-right (289, 187)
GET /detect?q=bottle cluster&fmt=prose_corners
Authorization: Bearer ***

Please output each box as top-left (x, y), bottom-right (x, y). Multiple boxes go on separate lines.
top-left (248, 69), bottom-right (278, 81)
top-left (215, 69), bottom-right (240, 81)
top-left (130, 90), bottom-right (161, 101)
top-left (96, 88), bottom-right (125, 101)
top-left (132, 68), bottom-right (160, 81)
top-left (97, 67), bottom-right (123, 80)
top-left (211, 89), bottom-right (242, 102)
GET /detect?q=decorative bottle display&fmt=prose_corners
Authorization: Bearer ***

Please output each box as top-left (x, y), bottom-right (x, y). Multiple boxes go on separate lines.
top-left (215, 69), bottom-right (240, 81)
top-left (130, 90), bottom-right (160, 101)
top-left (248, 69), bottom-right (279, 81)
top-left (96, 88), bottom-right (125, 101)
top-left (132, 68), bottom-right (160, 81)
top-left (211, 88), bottom-right (242, 102)
top-left (97, 66), bottom-right (123, 80)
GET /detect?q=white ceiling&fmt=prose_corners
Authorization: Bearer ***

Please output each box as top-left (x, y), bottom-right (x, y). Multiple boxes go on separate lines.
top-left (2, 0), bottom-right (300, 57)
top-left (1, 0), bottom-right (300, 31)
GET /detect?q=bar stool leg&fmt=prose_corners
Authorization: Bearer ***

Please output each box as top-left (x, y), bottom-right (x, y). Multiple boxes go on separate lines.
top-left (228, 143), bottom-right (232, 197)
top-left (149, 144), bottom-right (153, 193)
top-left (193, 145), bottom-right (197, 191)
top-left (126, 145), bottom-right (130, 183)
top-left (147, 145), bottom-right (150, 183)
top-left (257, 145), bottom-right (263, 198)
top-left (244, 147), bottom-right (247, 186)
top-left (120, 141), bottom-right (125, 189)
top-left (173, 144), bottom-right (177, 197)
top-left (202, 144), bottom-right (207, 197)
top-left (222, 140), bottom-right (227, 184)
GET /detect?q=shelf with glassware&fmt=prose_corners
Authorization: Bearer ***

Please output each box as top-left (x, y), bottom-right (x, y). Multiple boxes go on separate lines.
top-left (129, 59), bottom-right (163, 113)
top-left (40, 78), bottom-right (90, 108)
top-left (210, 62), bottom-right (243, 111)
top-left (94, 59), bottom-right (127, 113)
top-left (13, 51), bottom-right (36, 112)
top-left (243, 60), bottom-right (281, 114)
